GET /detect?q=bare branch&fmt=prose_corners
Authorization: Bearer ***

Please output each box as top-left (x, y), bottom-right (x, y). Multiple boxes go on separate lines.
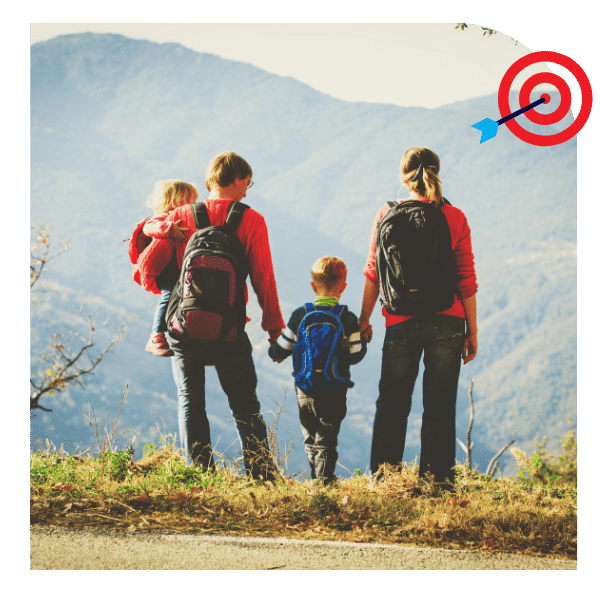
top-left (465, 379), bottom-right (475, 469)
top-left (486, 440), bottom-right (516, 476)
top-left (30, 224), bottom-right (70, 290)
top-left (490, 461), bottom-right (499, 478)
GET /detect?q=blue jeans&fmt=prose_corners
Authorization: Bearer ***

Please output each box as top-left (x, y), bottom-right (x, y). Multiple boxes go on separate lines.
top-left (370, 315), bottom-right (465, 484)
top-left (151, 260), bottom-right (179, 334)
top-left (168, 331), bottom-right (275, 479)
top-left (295, 386), bottom-right (347, 483)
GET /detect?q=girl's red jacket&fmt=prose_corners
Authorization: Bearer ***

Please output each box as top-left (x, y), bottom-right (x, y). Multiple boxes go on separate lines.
top-left (128, 215), bottom-right (176, 295)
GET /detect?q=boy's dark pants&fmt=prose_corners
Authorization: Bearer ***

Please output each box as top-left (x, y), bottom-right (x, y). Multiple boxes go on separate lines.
top-left (295, 386), bottom-right (347, 484)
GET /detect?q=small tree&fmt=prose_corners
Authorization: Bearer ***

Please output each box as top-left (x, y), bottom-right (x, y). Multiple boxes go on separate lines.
top-left (457, 379), bottom-right (515, 477)
top-left (30, 224), bottom-right (128, 413)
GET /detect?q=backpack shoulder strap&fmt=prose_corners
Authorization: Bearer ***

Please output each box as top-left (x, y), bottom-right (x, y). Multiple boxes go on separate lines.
top-left (387, 201), bottom-right (398, 209)
top-left (304, 303), bottom-right (314, 313)
top-left (192, 202), bottom-right (211, 230)
top-left (224, 201), bottom-right (248, 233)
top-left (332, 304), bottom-right (346, 317)
top-left (332, 305), bottom-right (347, 337)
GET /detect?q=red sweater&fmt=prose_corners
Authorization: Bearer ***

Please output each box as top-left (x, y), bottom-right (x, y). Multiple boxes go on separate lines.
top-left (164, 199), bottom-right (286, 336)
top-left (363, 197), bottom-right (478, 327)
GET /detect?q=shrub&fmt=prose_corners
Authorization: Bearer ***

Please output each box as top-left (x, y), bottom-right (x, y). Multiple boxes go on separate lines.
top-left (511, 427), bottom-right (577, 487)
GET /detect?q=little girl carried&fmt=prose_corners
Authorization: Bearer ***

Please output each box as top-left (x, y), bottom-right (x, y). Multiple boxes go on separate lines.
top-left (128, 180), bottom-right (198, 356)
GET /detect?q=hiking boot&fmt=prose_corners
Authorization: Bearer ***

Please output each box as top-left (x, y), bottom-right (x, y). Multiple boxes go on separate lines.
top-left (145, 333), bottom-right (174, 357)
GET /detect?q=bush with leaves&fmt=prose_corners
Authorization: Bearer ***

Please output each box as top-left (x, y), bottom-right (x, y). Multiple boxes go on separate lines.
top-left (511, 425), bottom-right (577, 487)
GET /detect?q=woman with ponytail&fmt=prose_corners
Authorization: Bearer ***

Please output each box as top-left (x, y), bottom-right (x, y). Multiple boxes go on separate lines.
top-left (359, 146), bottom-right (478, 489)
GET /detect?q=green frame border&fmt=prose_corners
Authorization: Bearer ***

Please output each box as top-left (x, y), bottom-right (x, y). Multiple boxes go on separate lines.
top-left (21, 0), bottom-right (588, 584)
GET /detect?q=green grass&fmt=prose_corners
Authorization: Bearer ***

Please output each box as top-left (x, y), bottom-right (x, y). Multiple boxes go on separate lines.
top-left (30, 437), bottom-right (576, 560)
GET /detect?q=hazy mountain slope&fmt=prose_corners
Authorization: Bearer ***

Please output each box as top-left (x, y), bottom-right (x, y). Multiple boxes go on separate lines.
top-left (31, 33), bottom-right (576, 475)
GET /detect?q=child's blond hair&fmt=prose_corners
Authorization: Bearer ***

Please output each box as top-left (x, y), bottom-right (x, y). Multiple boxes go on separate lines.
top-left (311, 256), bottom-right (347, 290)
top-left (146, 180), bottom-right (198, 214)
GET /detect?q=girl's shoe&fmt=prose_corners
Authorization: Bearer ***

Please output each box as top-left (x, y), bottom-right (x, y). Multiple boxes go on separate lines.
top-left (145, 333), bottom-right (174, 357)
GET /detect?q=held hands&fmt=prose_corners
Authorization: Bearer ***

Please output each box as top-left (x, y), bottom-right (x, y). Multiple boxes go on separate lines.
top-left (462, 331), bottom-right (478, 365)
top-left (268, 331), bottom-right (285, 363)
top-left (172, 220), bottom-right (189, 243)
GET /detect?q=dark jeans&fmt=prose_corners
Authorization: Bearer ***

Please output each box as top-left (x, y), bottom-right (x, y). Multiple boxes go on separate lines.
top-left (370, 315), bottom-right (465, 484)
top-left (151, 260), bottom-right (179, 334)
top-left (296, 386), bottom-right (347, 484)
top-left (168, 331), bottom-right (275, 479)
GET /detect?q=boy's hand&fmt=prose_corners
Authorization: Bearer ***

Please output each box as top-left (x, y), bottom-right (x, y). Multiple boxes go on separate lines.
top-left (172, 220), bottom-right (189, 243)
top-left (269, 340), bottom-right (284, 361)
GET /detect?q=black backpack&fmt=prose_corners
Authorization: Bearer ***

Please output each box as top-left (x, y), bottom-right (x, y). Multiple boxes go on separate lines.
top-left (166, 201), bottom-right (248, 342)
top-left (376, 199), bottom-right (457, 316)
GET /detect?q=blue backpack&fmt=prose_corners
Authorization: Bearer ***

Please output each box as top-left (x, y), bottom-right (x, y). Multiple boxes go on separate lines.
top-left (292, 303), bottom-right (349, 392)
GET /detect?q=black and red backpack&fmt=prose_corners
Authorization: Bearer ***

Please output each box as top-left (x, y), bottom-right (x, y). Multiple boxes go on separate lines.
top-left (166, 201), bottom-right (249, 342)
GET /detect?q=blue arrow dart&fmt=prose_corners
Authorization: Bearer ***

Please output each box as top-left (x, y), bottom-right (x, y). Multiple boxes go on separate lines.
top-left (472, 96), bottom-right (548, 143)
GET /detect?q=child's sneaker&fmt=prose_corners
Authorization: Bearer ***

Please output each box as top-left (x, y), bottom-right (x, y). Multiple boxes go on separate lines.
top-left (145, 333), bottom-right (174, 357)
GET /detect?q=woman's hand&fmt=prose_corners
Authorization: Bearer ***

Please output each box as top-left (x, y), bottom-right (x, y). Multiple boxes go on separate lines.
top-left (358, 278), bottom-right (379, 344)
top-left (462, 331), bottom-right (478, 364)
top-left (460, 294), bottom-right (477, 364)
top-left (359, 318), bottom-right (373, 343)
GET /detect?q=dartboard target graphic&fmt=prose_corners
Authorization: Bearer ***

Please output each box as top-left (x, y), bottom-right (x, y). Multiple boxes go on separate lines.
top-left (498, 51), bottom-right (593, 146)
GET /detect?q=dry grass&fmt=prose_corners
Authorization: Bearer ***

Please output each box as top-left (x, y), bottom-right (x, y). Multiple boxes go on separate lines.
top-left (30, 439), bottom-right (576, 560)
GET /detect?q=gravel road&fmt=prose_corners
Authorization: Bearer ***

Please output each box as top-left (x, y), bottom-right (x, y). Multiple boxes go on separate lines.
top-left (30, 525), bottom-right (575, 570)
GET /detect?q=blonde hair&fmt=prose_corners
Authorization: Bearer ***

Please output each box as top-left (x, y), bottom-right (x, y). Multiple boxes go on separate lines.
top-left (205, 152), bottom-right (253, 191)
top-left (311, 256), bottom-right (347, 290)
top-left (400, 147), bottom-right (443, 205)
top-left (146, 180), bottom-right (198, 214)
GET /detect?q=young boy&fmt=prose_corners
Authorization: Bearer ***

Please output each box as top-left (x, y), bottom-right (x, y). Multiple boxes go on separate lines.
top-left (269, 256), bottom-right (368, 485)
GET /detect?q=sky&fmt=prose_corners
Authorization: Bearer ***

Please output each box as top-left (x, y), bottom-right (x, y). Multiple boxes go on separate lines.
top-left (30, 22), bottom-right (583, 113)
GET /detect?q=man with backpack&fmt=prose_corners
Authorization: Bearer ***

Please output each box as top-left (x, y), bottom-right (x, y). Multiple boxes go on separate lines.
top-left (269, 256), bottom-right (368, 485)
top-left (164, 152), bottom-right (285, 481)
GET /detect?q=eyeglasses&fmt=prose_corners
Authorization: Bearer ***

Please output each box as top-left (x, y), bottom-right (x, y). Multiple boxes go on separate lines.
top-left (247, 180), bottom-right (254, 189)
